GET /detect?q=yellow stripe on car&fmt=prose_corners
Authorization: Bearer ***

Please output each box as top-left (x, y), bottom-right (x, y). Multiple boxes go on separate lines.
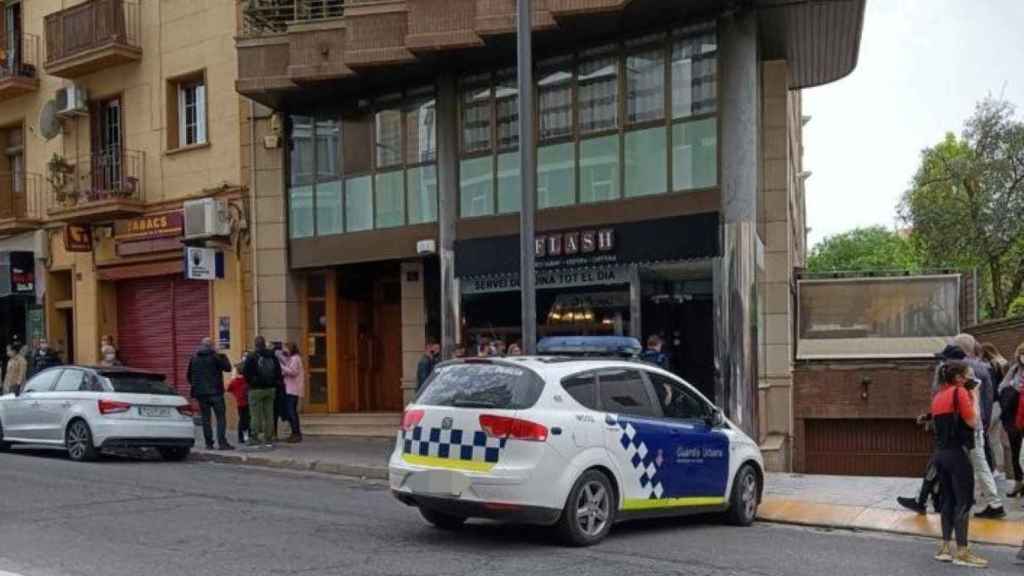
top-left (622, 497), bottom-right (727, 511)
top-left (402, 454), bottom-right (497, 472)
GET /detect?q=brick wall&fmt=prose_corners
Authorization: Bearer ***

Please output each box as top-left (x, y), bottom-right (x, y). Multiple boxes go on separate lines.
top-left (968, 316), bottom-right (1024, 359)
top-left (793, 360), bottom-right (935, 475)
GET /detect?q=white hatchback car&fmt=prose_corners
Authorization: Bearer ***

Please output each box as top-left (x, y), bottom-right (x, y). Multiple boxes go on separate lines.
top-left (0, 366), bottom-right (196, 462)
top-left (389, 353), bottom-right (764, 546)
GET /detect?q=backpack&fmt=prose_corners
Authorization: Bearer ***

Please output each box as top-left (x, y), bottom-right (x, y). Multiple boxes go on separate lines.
top-left (256, 355), bottom-right (277, 386)
top-left (999, 386), bottom-right (1020, 428)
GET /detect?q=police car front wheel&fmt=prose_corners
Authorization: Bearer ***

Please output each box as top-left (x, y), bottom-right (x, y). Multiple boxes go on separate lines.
top-left (558, 470), bottom-right (616, 546)
top-left (726, 464), bottom-right (760, 526)
top-left (418, 507), bottom-right (467, 531)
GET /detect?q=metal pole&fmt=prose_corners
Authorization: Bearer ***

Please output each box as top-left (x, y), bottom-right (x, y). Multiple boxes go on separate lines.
top-left (517, 0), bottom-right (537, 354)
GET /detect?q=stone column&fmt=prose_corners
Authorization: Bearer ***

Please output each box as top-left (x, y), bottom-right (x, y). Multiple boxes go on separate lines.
top-left (249, 104), bottom-right (302, 347)
top-left (401, 261), bottom-right (427, 405)
top-left (715, 10), bottom-right (760, 436)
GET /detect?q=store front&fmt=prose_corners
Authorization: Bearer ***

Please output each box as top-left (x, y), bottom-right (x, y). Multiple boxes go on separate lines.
top-left (454, 212), bottom-right (720, 400)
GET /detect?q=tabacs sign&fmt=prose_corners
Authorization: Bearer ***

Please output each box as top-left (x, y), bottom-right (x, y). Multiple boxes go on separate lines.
top-left (115, 211), bottom-right (184, 241)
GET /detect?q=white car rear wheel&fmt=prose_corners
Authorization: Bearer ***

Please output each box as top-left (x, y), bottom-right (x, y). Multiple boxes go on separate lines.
top-left (66, 420), bottom-right (98, 462)
top-left (418, 506), bottom-right (467, 531)
top-left (558, 470), bottom-right (615, 546)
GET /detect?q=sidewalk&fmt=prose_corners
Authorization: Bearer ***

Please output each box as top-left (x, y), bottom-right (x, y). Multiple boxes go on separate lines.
top-left (189, 428), bottom-right (1024, 546)
top-left (761, 473), bottom-right (1024, 547)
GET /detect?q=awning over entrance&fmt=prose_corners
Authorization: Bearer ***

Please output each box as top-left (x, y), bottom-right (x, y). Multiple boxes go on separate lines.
top-left (453, 213), bottom-right (720, 279)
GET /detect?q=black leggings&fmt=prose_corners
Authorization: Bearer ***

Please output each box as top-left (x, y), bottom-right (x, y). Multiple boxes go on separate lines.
top-left (1008, 427), bottom-right (1024, 481)
top-left (935, 448), bottom-right (975, 546)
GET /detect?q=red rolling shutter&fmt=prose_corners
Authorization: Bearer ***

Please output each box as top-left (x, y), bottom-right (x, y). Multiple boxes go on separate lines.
top-left (117, 275), bottom-right (210, 398)
top-left (173, 278), bottom-right (211, 397)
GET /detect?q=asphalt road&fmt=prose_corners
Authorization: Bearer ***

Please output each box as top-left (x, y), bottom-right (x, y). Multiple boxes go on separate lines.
top-left (0, 446), bottom-right (1021, 576)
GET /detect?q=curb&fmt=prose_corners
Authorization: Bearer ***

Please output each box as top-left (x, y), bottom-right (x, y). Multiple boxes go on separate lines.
top-left (758, 497), bottom-right (1024, 547)
top-left (190, 451), bottom-right (389, 480)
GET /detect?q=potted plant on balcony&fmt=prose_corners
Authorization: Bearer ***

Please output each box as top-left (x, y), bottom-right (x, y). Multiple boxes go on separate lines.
top-left (47, 153), bottom-right (76, 205)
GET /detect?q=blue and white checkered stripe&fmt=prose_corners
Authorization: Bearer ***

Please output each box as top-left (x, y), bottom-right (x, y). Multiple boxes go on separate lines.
top-left (617, 420), bottom-right (664, 499)
top-left (402, 427), bottom-right (507, 464)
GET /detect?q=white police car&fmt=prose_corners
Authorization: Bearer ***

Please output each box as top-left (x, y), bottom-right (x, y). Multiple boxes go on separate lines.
top-left (389, 337), bottom-right (764, 546)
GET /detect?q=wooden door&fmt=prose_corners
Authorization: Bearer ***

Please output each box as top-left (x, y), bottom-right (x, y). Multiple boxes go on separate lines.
top-left (372, 294), bottom-right (403, 411)
top-left (336, 297), bottom-right (361, 412)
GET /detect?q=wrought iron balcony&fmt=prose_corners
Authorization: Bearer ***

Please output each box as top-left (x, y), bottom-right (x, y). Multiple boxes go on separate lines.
top-left (242, 0), bottom-right (345, 36)
top-left (0, 33), bottom-right (40, 101)
top-left (46, 150), bottom-right (145, 222)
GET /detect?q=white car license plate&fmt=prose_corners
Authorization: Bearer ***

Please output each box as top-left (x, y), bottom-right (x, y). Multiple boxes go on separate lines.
top-left (407, 470), bottom-right (470, 496)
top-left (139, 406), bottom-right (171, 418)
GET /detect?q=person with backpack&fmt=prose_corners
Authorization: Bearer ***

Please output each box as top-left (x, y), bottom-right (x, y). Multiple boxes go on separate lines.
top-left (243, 336), bottom-right (282, 447)
top-left (1002, 342), bottom-right (1024, 497)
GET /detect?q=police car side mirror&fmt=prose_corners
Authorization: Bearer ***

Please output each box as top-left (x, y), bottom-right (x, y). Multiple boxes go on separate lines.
top-left (705, 408), bottom-right (724, 429)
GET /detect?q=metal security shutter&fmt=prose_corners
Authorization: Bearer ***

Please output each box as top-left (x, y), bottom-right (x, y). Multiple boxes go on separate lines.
top-left (804, 419), bottom-right (932, 477)
top-left (172, 278), bottom-right (211, 397)
top-left (117, 277), bottom-right (175, 384)
top-left (117, 276), bottom-right (211, 398)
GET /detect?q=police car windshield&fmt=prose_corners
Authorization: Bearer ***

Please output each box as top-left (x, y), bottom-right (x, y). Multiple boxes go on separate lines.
top-left (418, 363), bottom-right (545, 410)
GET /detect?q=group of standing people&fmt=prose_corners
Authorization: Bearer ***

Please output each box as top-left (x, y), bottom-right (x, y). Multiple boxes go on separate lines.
top-left (2, 336), bottom-right (63, 396)
top-left (897, 333), bottom-right (1024, 568)
top-left (186, 336), bottom-right (305, 451)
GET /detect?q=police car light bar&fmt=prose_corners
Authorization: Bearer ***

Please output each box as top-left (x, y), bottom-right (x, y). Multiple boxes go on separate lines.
top-left (536, 336), bottom-right (642, 357)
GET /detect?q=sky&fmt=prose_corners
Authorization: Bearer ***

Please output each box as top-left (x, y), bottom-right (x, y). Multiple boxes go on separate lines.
top-left (802, 0), bottom-right (1024, 249)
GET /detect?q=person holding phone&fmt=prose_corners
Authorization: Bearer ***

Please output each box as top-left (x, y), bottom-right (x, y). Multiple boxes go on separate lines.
top-left (930, 360), bottom-right (987, 568)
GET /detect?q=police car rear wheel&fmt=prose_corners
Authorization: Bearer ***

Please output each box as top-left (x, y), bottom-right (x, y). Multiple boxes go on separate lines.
top-left (418, 506), bottom-right (467, 531)
top-left (726, 464), bottom-right (759, 526)
top-left (558, 470), bottom-right (615, 546)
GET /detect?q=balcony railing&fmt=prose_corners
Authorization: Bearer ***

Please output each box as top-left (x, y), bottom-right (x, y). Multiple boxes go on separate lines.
top-left (48, 150), bottom-right (144, 210)
top-left (0, 173), bottom-right (43, 222)
top-left (242, 0), bottom-right (345, 36)
top-left (45, 0), bottom-right (141, 73)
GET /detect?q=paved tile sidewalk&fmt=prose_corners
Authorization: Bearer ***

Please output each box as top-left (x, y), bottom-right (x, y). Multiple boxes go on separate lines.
top-left (188, 428), bottom-right (1024, 545)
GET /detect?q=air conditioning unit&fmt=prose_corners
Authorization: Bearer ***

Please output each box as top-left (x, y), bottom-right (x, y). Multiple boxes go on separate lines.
top-left (55, 84), bottom-right (88, 117)
top-left (184, 198), bottom-right (232, 241)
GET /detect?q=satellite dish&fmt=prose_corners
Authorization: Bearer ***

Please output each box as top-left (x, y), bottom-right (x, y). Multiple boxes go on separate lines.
top-left (39, 100), bottom-right (61, 141)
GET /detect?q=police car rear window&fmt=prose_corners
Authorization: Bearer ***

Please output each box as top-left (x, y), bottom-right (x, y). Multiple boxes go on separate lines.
top-left (417, 363), bottom-right (544, 409)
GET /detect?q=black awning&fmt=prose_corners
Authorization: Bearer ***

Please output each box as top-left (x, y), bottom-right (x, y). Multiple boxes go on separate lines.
top-left (455, 212), bottom-right (720, 278)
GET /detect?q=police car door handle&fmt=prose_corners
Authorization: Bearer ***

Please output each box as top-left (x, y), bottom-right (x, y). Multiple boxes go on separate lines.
top-left (551, 427), bottom-right (562, 436)
top-left (604, 415), bottom-right (616, 426)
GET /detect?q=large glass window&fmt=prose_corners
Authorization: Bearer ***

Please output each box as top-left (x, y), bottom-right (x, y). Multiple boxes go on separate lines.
top-left (580, 134), bottom-right (619, 203)
top-left (538, 58), bottom-right (574, 141)
top-left (287, 89), bottom-right (437, 238)
top-left (375, 171), bottom-right (405, 228)
top-left (460, 156), bottom-right (494, 217)
top-left (578, 51), bottom-right (618, 134)
top-left (672, 117), bottom-right (717, 191)
top-left (625, 126), bottom-right (668, 197)
top-left (538, 142), bottom-right (575, 209)
top-left (626, 47), bottom-right (665, 124)
top-left (455, 24), bottom-right (718, 218)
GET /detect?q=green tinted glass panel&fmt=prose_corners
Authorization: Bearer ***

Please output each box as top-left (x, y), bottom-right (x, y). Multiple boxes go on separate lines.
top-left (580, 135), bottom-right (619, 203)
top-left (407, 165), bottom-right (438, 224)
top-left (497, 151), bottom-right (521, 214)
top-left (624, 127), bottom-right (667, 197)
top-left (289, 185), bottom-right (314, 238)
top-left (345, 176), bottom-right (373, 232)
top-left (460, 156), bottom-right (494, 217)
top-left (673, 117), bottom-right (718, 190)
top-left (315, 180), bottom-right (343, 235)
top-left (375, 170), bottom-right (405, 228)
top-left (538, 142), bottom-right (575, 209)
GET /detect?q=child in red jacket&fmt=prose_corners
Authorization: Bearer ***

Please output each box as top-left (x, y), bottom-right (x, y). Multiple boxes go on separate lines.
top-left (227, 357), bottom-right (251, 445)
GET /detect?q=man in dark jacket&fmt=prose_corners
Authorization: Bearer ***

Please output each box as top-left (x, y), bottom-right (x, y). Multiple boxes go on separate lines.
top-left (30, 339), bottom-right (61, 376)
top-left (187, 337), bottom-right (233, 450)
top-left (415, 340), bottom-right (440, 394)
top-left (243, 336), bottom-right (282, 446)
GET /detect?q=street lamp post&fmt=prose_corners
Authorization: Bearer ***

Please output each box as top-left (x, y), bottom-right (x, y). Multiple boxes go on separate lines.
top-left (517, 0), bottom-right (537, 354)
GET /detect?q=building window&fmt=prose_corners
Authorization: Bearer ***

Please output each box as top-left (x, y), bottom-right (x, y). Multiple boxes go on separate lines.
top-left (456, 24), bottom-right (718, 219)
top-left (287, 88), bottom-right (438, 239)
top-left (167, 71), bottom-right (208, 151)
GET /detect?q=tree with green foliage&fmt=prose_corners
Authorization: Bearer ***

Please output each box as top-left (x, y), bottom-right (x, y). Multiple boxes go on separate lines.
top-left (807, 226), bottom-right (919, 273)
top-left (899, 98), bottom-right (1024, 319)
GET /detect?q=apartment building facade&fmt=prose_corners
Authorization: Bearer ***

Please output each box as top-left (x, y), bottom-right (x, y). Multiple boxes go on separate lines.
top-left (0, 0), bottom-right (251, 398)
